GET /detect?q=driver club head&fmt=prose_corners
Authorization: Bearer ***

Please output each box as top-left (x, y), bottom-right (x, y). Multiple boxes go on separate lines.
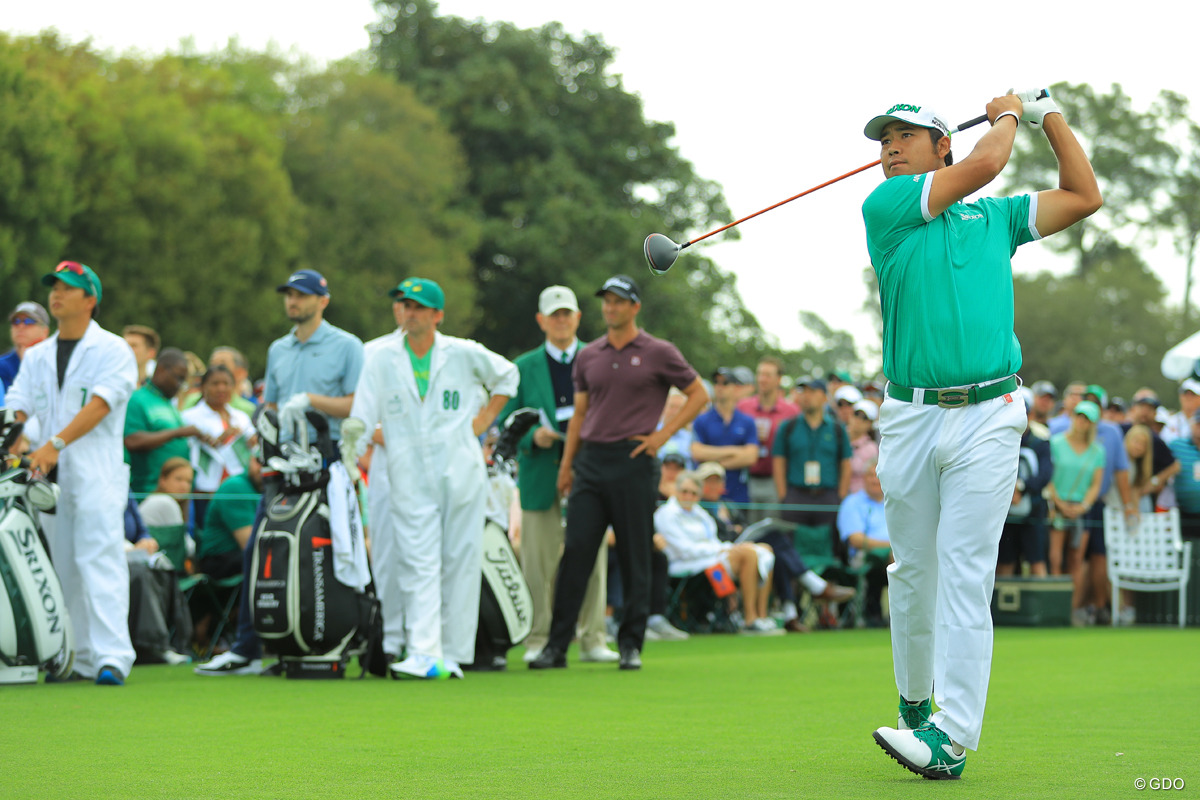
top-left (644, 233), bottom-right (681, 275)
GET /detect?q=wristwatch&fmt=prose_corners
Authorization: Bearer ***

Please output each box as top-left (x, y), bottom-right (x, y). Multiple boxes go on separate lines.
top-left (50, 435), bottom-right (66, 451)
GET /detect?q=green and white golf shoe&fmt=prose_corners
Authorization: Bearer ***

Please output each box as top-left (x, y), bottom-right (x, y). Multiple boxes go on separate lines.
top-left (873, 722), bottom-right (966, 780)
top-left (897, 695), bottom-right (932, 730)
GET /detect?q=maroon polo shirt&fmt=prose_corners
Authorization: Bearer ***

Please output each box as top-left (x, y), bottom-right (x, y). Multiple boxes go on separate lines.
top-left (574, 330), bottom-right (697, 443)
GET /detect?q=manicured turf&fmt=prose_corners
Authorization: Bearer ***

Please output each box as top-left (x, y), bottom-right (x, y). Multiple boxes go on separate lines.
top-left (3, 627), bottom-right (1196, 799)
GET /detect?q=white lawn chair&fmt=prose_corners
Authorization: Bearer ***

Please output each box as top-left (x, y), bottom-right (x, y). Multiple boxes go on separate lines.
top-left (1104, 507), bottom-right (1193, 628)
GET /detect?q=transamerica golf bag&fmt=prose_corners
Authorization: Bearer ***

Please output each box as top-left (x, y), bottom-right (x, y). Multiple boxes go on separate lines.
top-left (0, 411), bottom-right (74, 684)
top-left (469, 408), bottom-right (539, 670)
top-left (249, 409), bottom-right (382, 679)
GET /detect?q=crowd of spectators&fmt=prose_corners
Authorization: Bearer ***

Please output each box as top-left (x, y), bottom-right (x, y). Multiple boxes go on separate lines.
top-left (6, 275), bottom-right (1199, 679)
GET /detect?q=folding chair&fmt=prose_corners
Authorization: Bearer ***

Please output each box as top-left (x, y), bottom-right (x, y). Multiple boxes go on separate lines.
top-left (787, 522), bottom-right (869, 629)
top-left (1105, 507), bottom-right (1193, 628)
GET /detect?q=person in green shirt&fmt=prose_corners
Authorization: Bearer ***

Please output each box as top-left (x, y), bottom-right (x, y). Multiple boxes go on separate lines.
top-left (198, 457), bottom-right (262, 580)
top-left (862, 91), bottom-right (1102, 780)
top-left (124, 348), bottom-right (216, 494)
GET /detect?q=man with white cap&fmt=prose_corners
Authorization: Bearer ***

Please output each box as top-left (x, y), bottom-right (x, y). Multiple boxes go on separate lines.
top-left (861, 90), bottom-right (1101, 778)
top-left (1, 301), bottom-right (52, 395)
top-left (1162, 378), bottom-right (1200, 444)
top-left (499, 285), bottom-right (617, 664)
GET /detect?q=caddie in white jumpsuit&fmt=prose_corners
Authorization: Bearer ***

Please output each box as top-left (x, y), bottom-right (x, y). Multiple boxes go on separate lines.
top-left (8, 261), bottom-right (138, 685)
top-left (348, 278), bottom-right (517, 680)
top-left (361, 278), bottom-right (411, 661)
top-left (861, 94), bottom-right (1101, 778)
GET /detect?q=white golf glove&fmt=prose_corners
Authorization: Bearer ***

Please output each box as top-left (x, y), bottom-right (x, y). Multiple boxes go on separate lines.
top-left (339, 417), bottom-right (367, 483)
top-left (1015, 87), bottom-right (1060, 129)
top-left (278, 393), bottom-right (311, 438)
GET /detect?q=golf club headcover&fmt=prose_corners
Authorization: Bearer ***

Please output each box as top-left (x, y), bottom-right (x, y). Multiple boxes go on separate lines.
top-left (1015, 88), bottom-right (1058, 129)
top-left (339, 417), bottom-right (367, 483)
top-left (493, 408), bottom-right (541, 463)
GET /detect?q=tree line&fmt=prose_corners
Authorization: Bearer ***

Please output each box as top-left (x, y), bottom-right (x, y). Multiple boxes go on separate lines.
top-left (3, 13), bottom-right (1198, 402)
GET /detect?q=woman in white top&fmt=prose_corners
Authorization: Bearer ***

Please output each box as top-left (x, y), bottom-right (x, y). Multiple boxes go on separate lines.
top-left (653, 472), bottom-right (780, 635)
top-left (181, 365), bottom-right (255, 495)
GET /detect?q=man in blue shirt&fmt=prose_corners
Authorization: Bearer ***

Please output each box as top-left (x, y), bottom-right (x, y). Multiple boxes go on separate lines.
top-left (691, 368), bottom-right (759, 506)
top-left (196, 269), bottom-right (363, 676)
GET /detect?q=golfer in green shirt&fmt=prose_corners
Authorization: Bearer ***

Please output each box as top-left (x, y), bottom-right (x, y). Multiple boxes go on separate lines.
top-left (862, 90), bottom-right (1101, 779)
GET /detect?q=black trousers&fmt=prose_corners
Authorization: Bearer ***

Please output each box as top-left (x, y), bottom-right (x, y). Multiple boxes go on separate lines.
top-left (549, 441), bottom-right (657, 653)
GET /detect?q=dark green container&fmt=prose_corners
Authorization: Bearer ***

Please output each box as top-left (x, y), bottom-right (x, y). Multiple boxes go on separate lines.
top-left (991, 576), bottom-right (1073, 626)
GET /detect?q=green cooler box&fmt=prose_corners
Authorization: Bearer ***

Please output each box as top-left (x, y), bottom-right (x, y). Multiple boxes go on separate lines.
top-left (991, 576), bottom-right (1073, 626)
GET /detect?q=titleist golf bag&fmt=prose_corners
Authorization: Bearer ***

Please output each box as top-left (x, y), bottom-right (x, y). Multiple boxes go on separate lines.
top-left (0, 411), bottom-right (74, 684)
top-left (249, 408), bottom-right (382, 679)
top-left (469, 408), bottom-right (540, 670)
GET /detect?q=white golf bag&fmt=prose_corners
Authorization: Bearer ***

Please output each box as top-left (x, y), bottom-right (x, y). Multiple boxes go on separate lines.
top-left (470, 408), bottom-right (539, 669)
top-left (0, 411), bottom-right (74, 684)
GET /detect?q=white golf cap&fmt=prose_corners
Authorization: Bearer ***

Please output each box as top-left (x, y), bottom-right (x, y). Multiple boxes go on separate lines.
top-left (1155, 406), bottom-right (1171, 425)
top-left (835, 385), bottom-right (863, 405)
top-left (1181, 377), bottom-right (1200, 395)
top-left (538, 285), bottom-right (579, 316)
top-left (852, 399), bottom-right (878, 421)
top-left (864, 102), bottom-right (951, 141)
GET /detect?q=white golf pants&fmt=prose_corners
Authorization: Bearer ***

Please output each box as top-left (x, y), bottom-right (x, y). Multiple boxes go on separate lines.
top-left (876, 389), bottom-right (1025, 750)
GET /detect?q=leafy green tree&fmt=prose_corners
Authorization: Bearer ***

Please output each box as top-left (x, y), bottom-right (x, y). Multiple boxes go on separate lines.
top-left (0, 34), bottom-right (79, 303)
top-left (369, 1), bottom-right (770, 361)
top-left (1013, 241), bottom-right (1177, 400)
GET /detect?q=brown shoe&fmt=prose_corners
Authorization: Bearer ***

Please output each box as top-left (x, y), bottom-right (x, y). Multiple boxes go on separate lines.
top-left (818, 584), bottom-right (856, 603)
top-left (783, 618), bottom-right (809, 634)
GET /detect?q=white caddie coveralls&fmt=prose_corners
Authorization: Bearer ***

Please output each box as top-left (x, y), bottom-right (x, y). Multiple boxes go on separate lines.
top-left (350, 331), bottom-right (518, 665)
top-left (7, 320), bottom-right (138, 678)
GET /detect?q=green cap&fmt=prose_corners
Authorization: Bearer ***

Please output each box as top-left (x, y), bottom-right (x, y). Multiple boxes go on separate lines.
top-left (42, 261), bottom-right (102, 304)
top-left (397, 277), bottom-right (444, 310)
top-left (388, 276), bottom-right (421, 299)
top-left (1074, 400), bottom-right (1101, 423)
top-left (1084, 384), bottom-right (1107, 408)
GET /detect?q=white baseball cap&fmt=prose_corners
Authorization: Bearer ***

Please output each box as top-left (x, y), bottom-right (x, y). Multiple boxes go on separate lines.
top-left (835, 385), bottom-right (863, 405)
top-left (864, 102), bottom-right (950, 141)
top-left (1155, 406), bottom-right (1172, 425)
top-left (1181, 377), bottom-right (1200, 396)
top-left (538, 286), bottom-right (579, 316)
top-left (852, 399), bottom-right (878, 421)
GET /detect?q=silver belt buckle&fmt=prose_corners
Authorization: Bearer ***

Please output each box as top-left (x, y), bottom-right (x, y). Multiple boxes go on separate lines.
top-left (935, 388), bottom-right (969, 409)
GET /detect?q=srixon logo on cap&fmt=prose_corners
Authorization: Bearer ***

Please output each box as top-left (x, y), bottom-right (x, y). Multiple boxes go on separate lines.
top-left (606, 278), bottom-right (632, 291)
top-left (886, 103), bottom-right (921, 114)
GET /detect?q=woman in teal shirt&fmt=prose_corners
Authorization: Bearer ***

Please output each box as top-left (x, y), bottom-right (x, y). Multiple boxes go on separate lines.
top-left (1046, 400), bottom-right (1106, 616)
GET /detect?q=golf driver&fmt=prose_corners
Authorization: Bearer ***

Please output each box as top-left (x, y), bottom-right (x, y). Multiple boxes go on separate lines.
top-left (644, 111), bottom-right (993, 275)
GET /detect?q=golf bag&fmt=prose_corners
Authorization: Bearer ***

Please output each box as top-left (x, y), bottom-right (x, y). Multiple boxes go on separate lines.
top-left (469, 408), bottom-right (539, 670)
top-left (249, 408), bottom-right (382, 679)
top-left (0, 411), bottom-right (74, 684)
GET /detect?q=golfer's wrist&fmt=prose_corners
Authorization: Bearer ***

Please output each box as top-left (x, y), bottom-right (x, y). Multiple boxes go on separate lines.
top-left (993, 110), bottom-right (1019, 127)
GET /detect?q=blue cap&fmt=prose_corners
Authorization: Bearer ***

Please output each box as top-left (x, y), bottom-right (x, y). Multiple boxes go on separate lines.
top-left (277, 269), bottom-right (329, 296)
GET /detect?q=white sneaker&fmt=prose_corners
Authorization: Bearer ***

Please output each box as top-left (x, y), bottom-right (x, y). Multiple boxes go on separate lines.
top-left (193, 651), bottom-right (263, 676)
top-left (873, 724), bottom-right (966, 780)
top-left (646, 615), bottom-right (689, 641)
top-left (442, 659), bottom-right (465, 679)
top-left (389, 654), bottom-right (451, 680)
top-left (739, 617), bottom-right (785, 636)
top-left (159, 650), bottom-right (191, 666)
top-left (579, 645), bottom-right (620, 663)
top-left (522, 648), bottom-right (543, 664)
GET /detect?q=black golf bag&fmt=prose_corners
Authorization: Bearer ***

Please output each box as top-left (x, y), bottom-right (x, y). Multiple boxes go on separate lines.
top-left (0, 411), bottom-right (74, 684)
top-left (469, 408), bottom-right (539, 670)
top-left (249, 408), bottom-right (382, 679)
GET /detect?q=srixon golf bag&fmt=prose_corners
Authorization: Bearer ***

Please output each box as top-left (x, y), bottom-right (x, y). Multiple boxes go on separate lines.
top-left (0, 411), bottom-right (74, 684)
top-left (470, 408), bottom-right (539, 670)
top-left (249, 409), bottom-right (382, 679)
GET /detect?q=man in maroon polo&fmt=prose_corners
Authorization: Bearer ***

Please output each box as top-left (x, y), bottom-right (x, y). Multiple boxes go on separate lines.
top-left (529, 274), bottom-right (707, 671)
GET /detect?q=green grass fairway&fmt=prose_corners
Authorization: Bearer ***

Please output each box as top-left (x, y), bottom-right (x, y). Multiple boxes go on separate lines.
top-left (3, 627), bottom-right (1195, 799)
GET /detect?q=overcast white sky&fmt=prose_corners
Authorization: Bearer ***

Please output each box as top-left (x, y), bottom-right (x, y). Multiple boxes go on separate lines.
top-left (9, 1), bottom-right (1200, 366)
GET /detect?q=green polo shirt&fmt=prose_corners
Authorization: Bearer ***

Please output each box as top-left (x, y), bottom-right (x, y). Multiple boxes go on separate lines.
top-left (124, 382), bottom-right (190, 494)
top-left (862, 172), bottom-right (1039, 388)
top-left (198, 473), bottom-right (260, 560)
top-left (773, 414), bottom-right (850, 491)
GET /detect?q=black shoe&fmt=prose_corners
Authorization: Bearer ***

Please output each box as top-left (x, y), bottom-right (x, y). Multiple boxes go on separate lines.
top-left (618, 646), bottom-right (642, 671)
top-left (45, 670), bottom-right (87, 684)
top-left (528, 645), bottom-right (567, 670)
top-left (463, 655), bottom-right (508, 672)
